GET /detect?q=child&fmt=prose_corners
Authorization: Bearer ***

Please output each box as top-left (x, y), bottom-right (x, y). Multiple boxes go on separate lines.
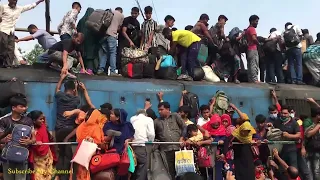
top-left (140, 6), bottom-right (157, 51)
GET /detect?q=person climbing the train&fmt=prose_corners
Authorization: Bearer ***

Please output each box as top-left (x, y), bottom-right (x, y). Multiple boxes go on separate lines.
top-left (0, 0), bottom-right (45, 68)
top-left (162, 27), bottom-right (202, 81)
top-left (47, 32), bottom-right (89, 78)
top-left (57, 2), bottom-right (81, 40)
top-left (16, 24), bottom-right (57, 63)
top-left (54, 73), bottom-right (80, 180)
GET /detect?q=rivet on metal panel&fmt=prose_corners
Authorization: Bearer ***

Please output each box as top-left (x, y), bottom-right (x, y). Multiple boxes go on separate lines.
top-left (120, 96), bottom-right (126, 104)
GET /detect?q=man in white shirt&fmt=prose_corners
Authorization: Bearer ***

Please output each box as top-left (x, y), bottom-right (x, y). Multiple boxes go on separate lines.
top-left (264, 28), bottom-right (285, 83)
top-left (283, 22), bottom-right (304, 85)
top-left (0, 0), bottom-right (44, 68)
top-left (130, 109), bottom-right (155, 180)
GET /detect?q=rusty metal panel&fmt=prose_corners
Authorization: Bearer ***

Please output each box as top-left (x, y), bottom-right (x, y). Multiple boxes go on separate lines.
top-left (285, 99), bottom-right (312, 117)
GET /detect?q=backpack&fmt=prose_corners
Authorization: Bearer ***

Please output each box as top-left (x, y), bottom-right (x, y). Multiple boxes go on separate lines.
top-left (86, 9), bottom-right (114, 34)
top-left (183, 92), bottom-right (200, 119)
top-left (1, 124), bottom-right (32, 163)
top-left (238, 34), bottom-right (248, 53)
top-left (266, 127), bottom-right (283, 141)
top-left (283, 26), bottom-right (300, 48)
top-left (212, 91), bottom-right (229, 116)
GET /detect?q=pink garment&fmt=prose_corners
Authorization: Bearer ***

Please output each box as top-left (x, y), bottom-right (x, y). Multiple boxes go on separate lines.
top-left (221, 114), bottom-right (235, 137)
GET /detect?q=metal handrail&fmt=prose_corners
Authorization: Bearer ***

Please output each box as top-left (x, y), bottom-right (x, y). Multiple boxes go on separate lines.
top-left (34, 141), bottom-right (296, 145)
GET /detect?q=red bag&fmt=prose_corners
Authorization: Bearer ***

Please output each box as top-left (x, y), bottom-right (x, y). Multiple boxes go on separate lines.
top-left (90, 149), bottom-right (120, 174)
top-left (197, 146), bottom-right (213, 167)
top-left (117, 146), bottom-right (130, 176)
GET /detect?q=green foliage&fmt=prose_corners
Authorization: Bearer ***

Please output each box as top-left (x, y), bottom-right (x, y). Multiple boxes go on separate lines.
top-left (24, 44), bottom-right (44, 64)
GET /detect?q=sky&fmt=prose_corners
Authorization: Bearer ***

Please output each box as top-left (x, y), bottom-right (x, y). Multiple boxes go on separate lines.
top-left (4, 0), bottom-right (320, 53)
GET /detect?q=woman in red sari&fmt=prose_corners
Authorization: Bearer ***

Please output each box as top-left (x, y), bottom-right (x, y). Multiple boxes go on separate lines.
top-left (28, 110), bottom-right (57, 180)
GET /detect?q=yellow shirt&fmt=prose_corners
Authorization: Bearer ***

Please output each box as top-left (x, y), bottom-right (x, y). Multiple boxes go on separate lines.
top-left (172, 30), bottom-right (201, 48)
top-left (184, 119), bottom-right (203, 142)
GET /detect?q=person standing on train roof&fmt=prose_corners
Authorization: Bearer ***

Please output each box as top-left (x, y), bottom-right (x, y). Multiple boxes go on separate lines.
top-left (162, 27), bottom-right (202, 81)
top-left (57, 2), bottom-right (81, 41)
top-left (0, 0), bottom-right (45, 68)
top-left (97, 7), bottom-right (124, 76)
top-left (140, 6), bottom-right (157, 51)
top-left (164, 15), bottom-right (175, 28)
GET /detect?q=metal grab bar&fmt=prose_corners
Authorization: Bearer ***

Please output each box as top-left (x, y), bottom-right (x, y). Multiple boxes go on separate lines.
top-left (15, 27), bottom-right (59, 35)
top-left (34, 141), bottom-right (296, 145)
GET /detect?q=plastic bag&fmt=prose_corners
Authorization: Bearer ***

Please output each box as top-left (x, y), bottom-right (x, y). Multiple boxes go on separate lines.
top-left (175, 149), bottom-right (196, 176)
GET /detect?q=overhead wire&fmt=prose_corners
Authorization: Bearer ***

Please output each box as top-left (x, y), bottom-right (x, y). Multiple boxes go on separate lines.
top-left (151, 0), bottom-right (159, 22)
top-left (134, 0), bottom-right (146, 20)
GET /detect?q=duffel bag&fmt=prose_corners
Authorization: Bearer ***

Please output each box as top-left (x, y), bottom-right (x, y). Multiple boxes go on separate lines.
top-left (121, 47), bottom-right (147, 59)
top-left (122, 63), bottom-right (144, 79)
top-left (193, 67), bottom-right (205, 81)
top-left (121, 56), bottom-right (149, 66)
top-left (143, 63), bottom-right (155, 78)
top-left (90, 149), bottom-right (120, 174)
top-left (155, 67), bottom-right (177, 80)
top-left (86, 9), bottom-right (113, 33)
top-left (0, 81), bottom-right (26, 108)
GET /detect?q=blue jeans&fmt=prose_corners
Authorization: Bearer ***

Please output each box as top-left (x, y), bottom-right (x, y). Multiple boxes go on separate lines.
top-left (286, 47), bottom-right (303, 82)
top-left (60, 33), bottom-right (71, 41)
top-left (98, 36), bottom-right (117, 73)
top-left (37, 51), bottom-right (49, 62)
top-left (307, 152), bottom-right (320, 180)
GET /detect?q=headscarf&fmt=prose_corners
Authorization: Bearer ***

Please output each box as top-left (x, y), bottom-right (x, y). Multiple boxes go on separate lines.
top-left (103, 109), bottom-right (135, 154)
top-left (232, 121), bottom-right (256, 143)
top-left (203, 114), bottom-right (226, 136)
top-left (76, 109), bottom-right (105, 144)
top-left (221, 114), bottom-right (235, 137)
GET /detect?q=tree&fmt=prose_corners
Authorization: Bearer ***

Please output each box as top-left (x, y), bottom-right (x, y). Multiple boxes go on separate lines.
top-left (24, 44), bottom-right (44, 64)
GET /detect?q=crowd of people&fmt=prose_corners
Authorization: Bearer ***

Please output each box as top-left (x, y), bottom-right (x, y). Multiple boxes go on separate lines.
top-left (1, 1), bottom-right (320, 84)
top-left (0, 75), bottom-right (319, 180)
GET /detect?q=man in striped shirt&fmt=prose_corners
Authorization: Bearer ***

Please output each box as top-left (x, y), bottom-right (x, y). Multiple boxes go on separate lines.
top-left (140, 6), bottom-right (157, 51)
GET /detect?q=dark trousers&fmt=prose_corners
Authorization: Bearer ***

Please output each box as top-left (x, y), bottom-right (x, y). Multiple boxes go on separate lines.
top-left (297, 149), bottom-right (312, 180)
top-left (55, 127), bottom-right (75, 180)
top-left (165, 150), bottom-right (176, 180)
top-left (286, 47), bottom-right (303, 83)
top-left (180, 42), bottom-right (201, 77)
top-left (266, 51), bottom-right (285, 83)
top-left (132, 146), bottom-right (148, 180)
top-left (0, 32), bottom-right (15, 67)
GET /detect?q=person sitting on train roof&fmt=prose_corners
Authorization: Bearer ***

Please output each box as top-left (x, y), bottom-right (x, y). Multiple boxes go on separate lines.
top-left (57, 1), bottom-right (81, 41)
top-left (0, 0), bottom-right (45, 68)
top-left (47, 32), bottom-right (89, 78)
top-left (162, 28), bottom-right (202, 81)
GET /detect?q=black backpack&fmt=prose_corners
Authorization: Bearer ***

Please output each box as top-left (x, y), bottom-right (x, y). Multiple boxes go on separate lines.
top-left (183, 92), bottom-right (200, 119)
top-left (283, 26), bottom-right (300, 48)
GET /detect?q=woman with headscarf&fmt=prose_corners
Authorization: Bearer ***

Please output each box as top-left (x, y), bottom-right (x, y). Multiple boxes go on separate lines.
top-left (221, 114), bottom-right (235, 171)
top-left (231, 121), bottom-right (256, 180)
top-left (203, 114), bottom-right (227, 180)
top-left (73, 108), bottom-right (109, 180)
top-left (28, 110), bottom-right (57, 180)
top-left (103, 109), bottom-right (135, 179)
top-left (77, 8), bottom-right (100, 74)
